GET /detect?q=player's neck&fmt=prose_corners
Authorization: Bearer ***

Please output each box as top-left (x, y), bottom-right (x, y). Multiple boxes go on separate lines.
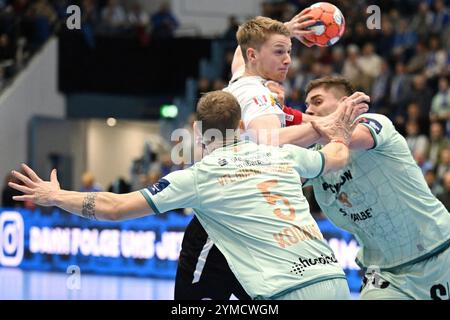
top-left (243, 65), bottom-right (262, 78)
top-left (202, 136), bottom-right (241, 154)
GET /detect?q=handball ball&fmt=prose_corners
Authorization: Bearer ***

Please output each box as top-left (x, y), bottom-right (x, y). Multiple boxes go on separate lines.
top-left (304, 2), bottom-right (345, 47)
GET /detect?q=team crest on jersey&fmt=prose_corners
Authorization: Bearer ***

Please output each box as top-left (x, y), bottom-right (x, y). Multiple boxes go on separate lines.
top-left (337, 192), bottom-right (353, 208)
top-left (358, 117), bottom-right (382, 134)
top-left (148, 178), bottom-right (170, 195)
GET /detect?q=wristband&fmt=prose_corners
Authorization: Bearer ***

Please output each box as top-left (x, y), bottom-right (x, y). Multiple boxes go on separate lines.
top-left (330, 139), bottom-right (348, 146)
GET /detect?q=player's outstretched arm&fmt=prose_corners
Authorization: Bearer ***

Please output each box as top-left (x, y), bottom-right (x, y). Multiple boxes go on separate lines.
top-left (9, 164), bottom-right (152, 221)
top-left (247, 118), bottom-right (321, 146)
top-left (248, 92), bottom-right (369, 147)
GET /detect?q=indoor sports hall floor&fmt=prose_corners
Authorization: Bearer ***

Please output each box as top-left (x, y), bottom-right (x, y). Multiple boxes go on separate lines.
top-left (0, 268), bottom-right (359, 300)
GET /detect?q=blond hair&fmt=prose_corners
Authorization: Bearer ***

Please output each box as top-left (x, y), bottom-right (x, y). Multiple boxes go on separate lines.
top-left (237, 16), bottom-right (290, 63)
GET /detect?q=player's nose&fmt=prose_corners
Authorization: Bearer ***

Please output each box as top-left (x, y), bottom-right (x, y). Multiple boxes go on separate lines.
top-left (284, 54), bottom-right (291, 65)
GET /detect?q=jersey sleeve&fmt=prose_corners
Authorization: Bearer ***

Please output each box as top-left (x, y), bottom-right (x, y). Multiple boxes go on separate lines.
top-left (283, 144), bottom-right (325, 179)
top-left (139, 168), bottom-right (198, 214)
top-left (283, 105), bottom-right (303, 126)
top-left (355, 113), bottom-right (395, 150)
top-left (225, 81), bottom-right (285, 129)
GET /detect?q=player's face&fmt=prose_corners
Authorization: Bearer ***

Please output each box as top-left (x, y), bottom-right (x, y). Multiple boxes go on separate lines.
top-left (254, 34), bottom-right (292, 82)
top-left (305, 87), bottom-right (341, 117)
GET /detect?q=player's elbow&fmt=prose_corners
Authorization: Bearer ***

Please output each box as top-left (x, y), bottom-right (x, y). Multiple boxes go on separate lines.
top-left (322, 149), bottom-right (349, 175)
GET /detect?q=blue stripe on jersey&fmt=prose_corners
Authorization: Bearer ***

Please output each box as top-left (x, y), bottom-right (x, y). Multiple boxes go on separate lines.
top-left (139, 189), bottom-right (160, 214)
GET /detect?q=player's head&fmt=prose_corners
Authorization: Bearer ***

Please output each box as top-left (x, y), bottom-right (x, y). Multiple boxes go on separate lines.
top-left (305, 76), bottom-right (354, 117)
top-left (237, 16), bottom-right (291, 82)
top-left (195, 90), bottom-right (244, 145)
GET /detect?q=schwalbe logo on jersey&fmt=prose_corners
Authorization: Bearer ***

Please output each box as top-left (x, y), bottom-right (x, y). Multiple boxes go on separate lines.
top-left (148, 179), bottom-right (170, 195)
top-left (290, 253), bottom-right (338, 276)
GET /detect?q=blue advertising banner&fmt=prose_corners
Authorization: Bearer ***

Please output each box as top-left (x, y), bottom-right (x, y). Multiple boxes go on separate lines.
top-left (0, 208), bottom-right (363, 292)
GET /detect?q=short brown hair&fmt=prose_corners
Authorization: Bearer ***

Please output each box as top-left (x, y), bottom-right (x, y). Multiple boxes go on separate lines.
top-left (305, 76), bottom-right (355, 99)
top-left (196, 90), bottom-right (241, 137)
top-left (237, 16), bottom-right (290, 63)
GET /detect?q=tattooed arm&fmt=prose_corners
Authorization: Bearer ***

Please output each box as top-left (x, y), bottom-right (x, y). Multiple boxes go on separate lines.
top-left (8, 164), bottom-right (152, 221)
top-left (51, 190), bottom-right (151, 221)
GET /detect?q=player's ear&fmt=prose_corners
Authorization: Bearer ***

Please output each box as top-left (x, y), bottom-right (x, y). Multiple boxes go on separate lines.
top-left (247, 47), bottom-right (257, 62)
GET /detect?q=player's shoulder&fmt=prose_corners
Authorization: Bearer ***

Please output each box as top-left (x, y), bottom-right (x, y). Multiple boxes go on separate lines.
top-left (356, 113), bottom-right (393, 133)
top-left (224, 76), bottom-right (269, 95)
top-left (164, 165), bottom-right (196, 180)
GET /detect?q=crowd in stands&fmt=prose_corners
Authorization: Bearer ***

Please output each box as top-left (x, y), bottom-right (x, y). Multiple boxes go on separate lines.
top-left (0, 0), bottom-right (179, 90)
top-left (2, 0), bottom-right (450, 215)
top-left (194, 0), bottom-right (450, 214)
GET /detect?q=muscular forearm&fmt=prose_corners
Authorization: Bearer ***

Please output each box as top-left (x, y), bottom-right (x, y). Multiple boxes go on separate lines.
top-left (249, 117), bottom-right (321, 147)
top-left (320, 142), bottom-right (349, 174)
top-left (53, 190), bottom-right (150, 221)
top-left (52, 190), bottom-right (120, 221)
top-left (298, 113), bottom-right (315, 123)
top-left (277, 123), bottom-right (321, 147)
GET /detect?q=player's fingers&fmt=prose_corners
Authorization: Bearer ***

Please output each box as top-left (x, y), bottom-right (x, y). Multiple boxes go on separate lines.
top-left (11, 170), bottom-right (36, 187)
top-left (310, 121), bottom-right (324, 135)
top-left (21, 163), bottom-right (42, 182)
top-left (298, 17), bottom-right (317, 27)
top-left (50, 169), bottom-right (60, 187)
top-left (296, 7), bottom-right (312, 17)
top-left (349, 121), bottom-right (358, 133)
top-left (335, 99), bottom-right (348, 121)
top-left (349, 91), bottom-right (370, 102)
top-left (12, 195), bottom-right (34, 202)
top-left (298, 36), bottom-right (314, 47)
top-left (295, 14), bottom-right (315, 23)
top-left (343, 100), bottom-right (354, 123)
top-left (293, 30), bottom-right (315, 38)
top-left (350, 103), bottom-right (369, 121)
top-left (352, 94), bottom-right (371, 105)
top-left (346, 91), bottom-right (364, 101)
top-left (8, 182), bottom-right (34, 194)
top-left (359, 103), bottom-right (369, 113)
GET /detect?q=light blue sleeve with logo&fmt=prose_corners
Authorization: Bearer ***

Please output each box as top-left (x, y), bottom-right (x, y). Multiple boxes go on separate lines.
top-left (139, 168), bottom-right (198, 214)
top-left (356, 113), bottom-right (394, 149)
top-left (281, 144), bottom-right (325, 179)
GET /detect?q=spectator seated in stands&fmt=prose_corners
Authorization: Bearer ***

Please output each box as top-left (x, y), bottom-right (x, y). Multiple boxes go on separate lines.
top-left (150, 2), bottom-right (179, 39)
top-left (80, 171), bottom-right (103, 192)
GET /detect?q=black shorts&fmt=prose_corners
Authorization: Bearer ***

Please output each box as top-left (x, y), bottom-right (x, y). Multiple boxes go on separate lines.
top-left (175, 215), bottom-right (251, 300)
